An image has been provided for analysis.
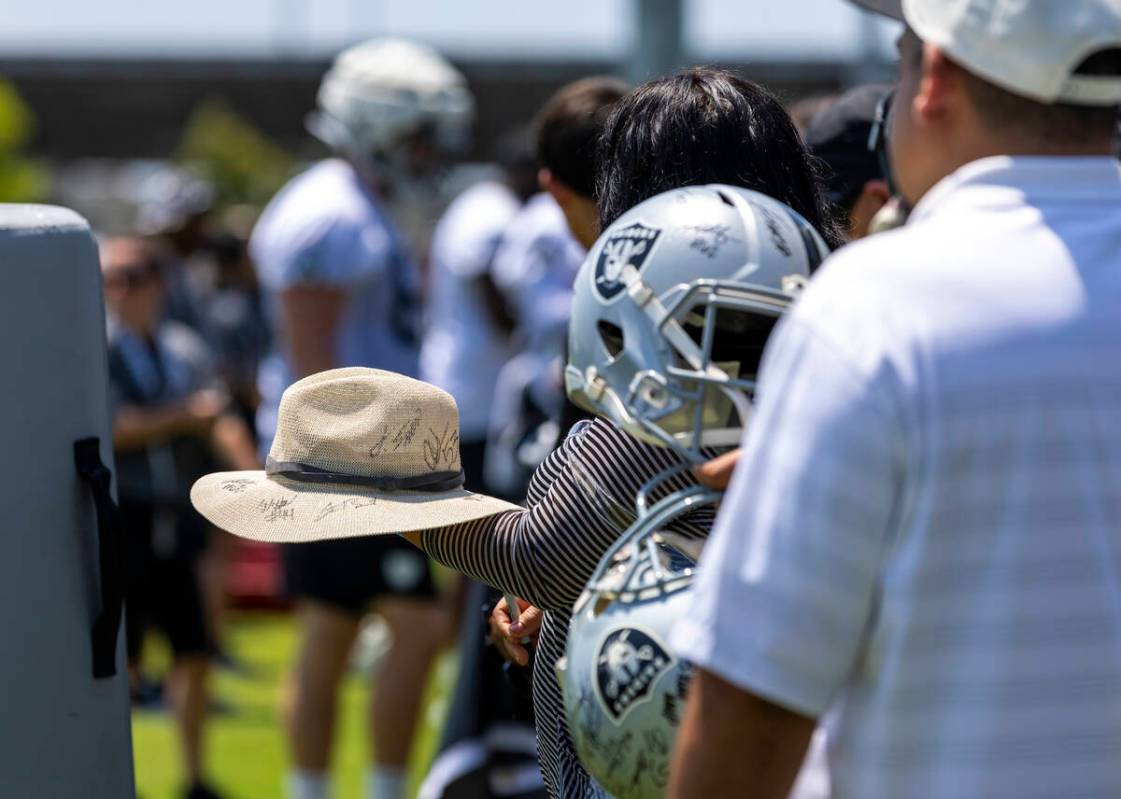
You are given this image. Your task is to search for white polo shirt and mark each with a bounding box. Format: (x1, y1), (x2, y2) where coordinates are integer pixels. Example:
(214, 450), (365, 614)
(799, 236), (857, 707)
(672, 156), (1121, 798)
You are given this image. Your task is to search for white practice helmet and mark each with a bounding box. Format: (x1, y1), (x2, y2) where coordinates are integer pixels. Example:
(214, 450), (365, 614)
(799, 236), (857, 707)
(307, 37), (475, 157)
(565, 184), (830, 463)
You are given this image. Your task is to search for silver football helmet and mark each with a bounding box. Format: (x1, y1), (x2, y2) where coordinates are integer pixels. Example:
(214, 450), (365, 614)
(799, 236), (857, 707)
(565, 184), (829, 463)
(307, 37), (475, 159)
(558, 467), (719, 799)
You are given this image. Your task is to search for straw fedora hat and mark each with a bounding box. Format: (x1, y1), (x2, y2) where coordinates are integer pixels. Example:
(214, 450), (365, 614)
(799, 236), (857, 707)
(191, 367), (520, 543)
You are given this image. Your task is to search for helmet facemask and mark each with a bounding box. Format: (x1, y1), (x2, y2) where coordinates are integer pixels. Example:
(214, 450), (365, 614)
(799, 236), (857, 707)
(567, 275), (802, 464)
(566, 184), (822, 464)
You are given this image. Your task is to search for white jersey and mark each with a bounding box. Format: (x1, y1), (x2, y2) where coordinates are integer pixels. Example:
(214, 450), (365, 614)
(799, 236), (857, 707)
(673, 156), (1121, 798)
(484, 193), (585, 494)
(420, 179), (521, 440)
(492, 192), (585, 359)
(250, 159), (420, 450)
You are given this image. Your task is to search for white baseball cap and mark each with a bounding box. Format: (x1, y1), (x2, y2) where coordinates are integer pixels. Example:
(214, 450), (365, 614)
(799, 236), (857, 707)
(849, 0), (1121, 106)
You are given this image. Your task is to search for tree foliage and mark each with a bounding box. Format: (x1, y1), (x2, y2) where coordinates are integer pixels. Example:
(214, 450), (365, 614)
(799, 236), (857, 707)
(176, 98), (295, 210)
(0, 79), (49, 203)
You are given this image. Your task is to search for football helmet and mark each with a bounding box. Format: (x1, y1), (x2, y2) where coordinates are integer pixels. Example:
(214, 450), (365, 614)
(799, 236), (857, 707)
(565, 184), (829, 463)
(307, 37), (474, 159)
(558, 466), (719, 799)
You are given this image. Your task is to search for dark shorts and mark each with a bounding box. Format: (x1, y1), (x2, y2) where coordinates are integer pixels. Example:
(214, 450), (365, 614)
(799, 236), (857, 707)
(121, 500), (212, 659)
(283, 534), (437, 617)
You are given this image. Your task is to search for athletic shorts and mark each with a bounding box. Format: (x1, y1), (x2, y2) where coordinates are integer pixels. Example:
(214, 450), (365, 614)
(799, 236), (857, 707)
(282, 534), (437, 617)
(120, 500), (212, 659)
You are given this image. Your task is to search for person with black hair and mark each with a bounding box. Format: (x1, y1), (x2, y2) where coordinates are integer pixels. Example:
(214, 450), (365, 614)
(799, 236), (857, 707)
(404, 67), (836, 799)
(596, 68), (844, 247)
(803, 83), (894, 240)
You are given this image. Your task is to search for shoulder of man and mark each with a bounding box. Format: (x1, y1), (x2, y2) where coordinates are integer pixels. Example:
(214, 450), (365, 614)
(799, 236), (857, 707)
(797, 220), (953, 320)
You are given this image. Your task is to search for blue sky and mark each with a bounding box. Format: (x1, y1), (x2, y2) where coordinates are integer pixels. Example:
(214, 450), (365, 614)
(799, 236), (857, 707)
(0, 0), (898, 61)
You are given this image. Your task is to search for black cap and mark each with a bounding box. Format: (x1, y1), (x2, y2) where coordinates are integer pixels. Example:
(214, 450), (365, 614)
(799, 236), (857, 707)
(804, 83), (891, 211)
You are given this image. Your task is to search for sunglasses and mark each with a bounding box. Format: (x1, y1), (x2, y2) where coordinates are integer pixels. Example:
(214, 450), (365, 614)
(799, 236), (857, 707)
(103, 265), (158, 291)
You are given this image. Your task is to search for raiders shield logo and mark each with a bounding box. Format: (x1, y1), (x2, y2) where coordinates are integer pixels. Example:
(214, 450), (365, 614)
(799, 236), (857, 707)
(595, 627), (674, 723)
(594, 221), (662, 301)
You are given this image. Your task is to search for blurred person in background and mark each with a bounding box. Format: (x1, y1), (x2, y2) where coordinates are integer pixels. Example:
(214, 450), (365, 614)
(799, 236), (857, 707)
(418, 128), (547, 798)
(484, 77), (627, 499)
(140, 170), (270, 670)
(136, 166), (216, 330)
(420, 129), (537, 494)
(103, 236), (259, 799)
(248, 37), (473, 799)
(804, 83), (893, 240)
(787, 92), (840, 134)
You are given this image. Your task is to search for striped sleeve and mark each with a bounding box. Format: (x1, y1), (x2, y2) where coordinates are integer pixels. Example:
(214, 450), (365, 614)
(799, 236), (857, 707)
(421, 419), (710, 612)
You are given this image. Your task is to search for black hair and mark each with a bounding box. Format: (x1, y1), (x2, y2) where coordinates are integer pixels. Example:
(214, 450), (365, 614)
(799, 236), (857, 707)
(533, 76), (629, 199)
(492, 126), (540, 202)
(596, 67), (844, 248)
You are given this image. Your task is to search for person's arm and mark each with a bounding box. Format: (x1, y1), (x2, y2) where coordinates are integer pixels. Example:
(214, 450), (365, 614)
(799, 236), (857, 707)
(476, 273), (517, 335)
(693, 448), (741, 490)
(279, 284), (346, 379)
(668, 668), (815, 799)
(407, 424), (640, 611)
(210, 413), (262, 471)
(112, 390), (224, 451)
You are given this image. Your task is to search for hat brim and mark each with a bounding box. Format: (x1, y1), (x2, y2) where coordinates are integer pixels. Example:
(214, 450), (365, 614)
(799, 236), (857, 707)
(848, 0), (903, 21)
(191, 470), (521, 543)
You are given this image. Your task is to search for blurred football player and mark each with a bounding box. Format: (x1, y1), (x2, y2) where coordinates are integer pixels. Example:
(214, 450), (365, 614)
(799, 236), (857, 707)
(249, 38), (473, 799)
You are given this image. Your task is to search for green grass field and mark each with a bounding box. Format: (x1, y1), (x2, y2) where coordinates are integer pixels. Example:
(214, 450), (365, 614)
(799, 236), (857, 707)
(132, 612), (455, 799)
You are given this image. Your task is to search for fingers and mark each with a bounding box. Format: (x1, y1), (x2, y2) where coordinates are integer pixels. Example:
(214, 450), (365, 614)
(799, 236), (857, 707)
(487, 596), (539, 666)
(510, 604), (543, 637)
(502, 637), (531, 666)
(693, 449), (741, 490)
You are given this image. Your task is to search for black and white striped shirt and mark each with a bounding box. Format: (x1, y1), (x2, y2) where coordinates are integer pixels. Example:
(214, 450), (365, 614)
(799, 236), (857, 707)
(421, 418), (715, 798)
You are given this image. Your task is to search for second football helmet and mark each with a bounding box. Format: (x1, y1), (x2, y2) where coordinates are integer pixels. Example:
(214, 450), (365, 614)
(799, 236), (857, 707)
(564, 184), (829, 463)
(558, 467), (718, 799)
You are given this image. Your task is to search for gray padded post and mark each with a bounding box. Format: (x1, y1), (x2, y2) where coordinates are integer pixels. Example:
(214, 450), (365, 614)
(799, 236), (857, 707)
(0, 205), (136, 798)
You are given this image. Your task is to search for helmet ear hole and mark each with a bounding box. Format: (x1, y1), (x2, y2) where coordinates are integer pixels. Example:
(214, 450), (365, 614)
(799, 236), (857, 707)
(597, 320), (625, 359)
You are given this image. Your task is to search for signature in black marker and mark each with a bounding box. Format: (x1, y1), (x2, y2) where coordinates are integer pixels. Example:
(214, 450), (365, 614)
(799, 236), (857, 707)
(368, 426), (391, 458)
(758, 206), (792, 256)
(422, 423), (460, 471)
(391, 410), (423, 451)
(258, 496), (296, 523)
(368, 410), (423, 458)
(220, 478), (255, 494)
(686, 223), (735, 259)
(314, 497), (377, 522)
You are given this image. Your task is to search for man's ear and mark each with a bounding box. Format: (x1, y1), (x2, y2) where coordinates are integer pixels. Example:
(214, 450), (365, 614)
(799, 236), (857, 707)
(539, 167), (573, 209)
(914, 43), (961, 124)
